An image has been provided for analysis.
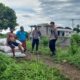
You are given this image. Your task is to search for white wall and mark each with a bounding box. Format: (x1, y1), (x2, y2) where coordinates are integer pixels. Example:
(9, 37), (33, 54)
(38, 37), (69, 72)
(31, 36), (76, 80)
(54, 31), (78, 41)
(39, 26), (73, 37)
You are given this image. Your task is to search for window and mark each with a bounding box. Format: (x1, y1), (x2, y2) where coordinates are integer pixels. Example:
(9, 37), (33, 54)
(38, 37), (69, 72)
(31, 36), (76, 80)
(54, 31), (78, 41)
(62, 31), (65, 36)
(58, 31), (60, 36)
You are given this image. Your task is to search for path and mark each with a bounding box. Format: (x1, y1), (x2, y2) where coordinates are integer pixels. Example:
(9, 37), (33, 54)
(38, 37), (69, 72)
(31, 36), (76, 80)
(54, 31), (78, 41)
(23, 53), (80, 80)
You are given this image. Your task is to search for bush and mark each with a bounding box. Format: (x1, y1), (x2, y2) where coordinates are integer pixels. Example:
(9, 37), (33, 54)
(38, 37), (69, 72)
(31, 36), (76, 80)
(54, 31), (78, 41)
(0, 34), (7, 38)
(0, 53), (15, 78)
(41, 36), (49, 46)
(55, 47), (80, 68)
(70, 34), (80, 54)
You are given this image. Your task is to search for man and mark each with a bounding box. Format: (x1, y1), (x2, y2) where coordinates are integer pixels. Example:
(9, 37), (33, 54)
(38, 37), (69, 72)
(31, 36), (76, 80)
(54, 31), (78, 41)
(16, 26), (28, 52)
(7, 28), (24, 57)
(32, 26), (41, 53)
(49, 22), (58, 56)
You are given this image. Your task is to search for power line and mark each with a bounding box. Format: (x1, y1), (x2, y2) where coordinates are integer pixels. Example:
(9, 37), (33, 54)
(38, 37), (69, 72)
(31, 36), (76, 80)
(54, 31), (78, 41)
(54, 18), (80, 28)
(69, 19), (80, 28)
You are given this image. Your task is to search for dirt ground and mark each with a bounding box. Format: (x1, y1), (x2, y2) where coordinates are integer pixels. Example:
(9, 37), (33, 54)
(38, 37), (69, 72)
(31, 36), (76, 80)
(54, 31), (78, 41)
(19, 52), (80, 80)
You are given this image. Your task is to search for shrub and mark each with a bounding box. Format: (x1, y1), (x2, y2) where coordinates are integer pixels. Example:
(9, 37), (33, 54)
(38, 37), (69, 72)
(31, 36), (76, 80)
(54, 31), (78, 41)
(41, 36), (49, 46)
(70, 34), (80, 54)
(0, 53), (15, 79)
(0, 34), (7, 38)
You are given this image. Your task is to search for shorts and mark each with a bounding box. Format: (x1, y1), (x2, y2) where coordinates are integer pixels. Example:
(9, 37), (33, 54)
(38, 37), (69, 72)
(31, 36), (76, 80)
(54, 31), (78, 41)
(20, 40), (26, 49)
(8, 41), (19, 48)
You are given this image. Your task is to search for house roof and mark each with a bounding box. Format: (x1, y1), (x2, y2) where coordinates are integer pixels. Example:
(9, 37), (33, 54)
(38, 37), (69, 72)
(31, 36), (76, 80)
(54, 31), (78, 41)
(65, 27), (72, 30)
(30, 24), (72, 30)
(57, 27), (64, 29)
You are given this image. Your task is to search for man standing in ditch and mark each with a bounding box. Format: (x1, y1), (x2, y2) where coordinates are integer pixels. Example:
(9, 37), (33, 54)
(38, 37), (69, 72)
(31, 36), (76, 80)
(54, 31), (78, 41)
(16, 26), (28, 52)
(49, 22), (58, 56)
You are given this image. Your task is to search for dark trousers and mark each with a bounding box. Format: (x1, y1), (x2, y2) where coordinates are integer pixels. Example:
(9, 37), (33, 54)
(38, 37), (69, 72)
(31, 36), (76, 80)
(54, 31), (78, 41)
(49, 39), (56, 55)
(32, 39), (39, 51)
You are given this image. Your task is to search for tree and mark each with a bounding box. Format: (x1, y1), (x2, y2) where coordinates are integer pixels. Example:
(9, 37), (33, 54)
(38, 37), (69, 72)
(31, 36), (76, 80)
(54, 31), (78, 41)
(73, 24), (80, 33)
(0, 3), (17, 29)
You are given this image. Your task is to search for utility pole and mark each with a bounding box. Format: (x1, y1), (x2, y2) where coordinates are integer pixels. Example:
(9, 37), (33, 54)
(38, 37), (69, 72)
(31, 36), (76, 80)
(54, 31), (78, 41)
(71, 19), (74, 28)
(69, 19), (80, 28)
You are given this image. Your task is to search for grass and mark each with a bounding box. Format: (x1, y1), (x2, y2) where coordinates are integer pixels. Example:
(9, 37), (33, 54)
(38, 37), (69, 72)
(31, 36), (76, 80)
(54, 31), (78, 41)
(56, 47), (80, 68)
(27, 40), (50, 55)
(0, 53), (69, 80)
(27, 40), (80, 69)
(0, 34), (7, 38)
(0, 35), (80, 79)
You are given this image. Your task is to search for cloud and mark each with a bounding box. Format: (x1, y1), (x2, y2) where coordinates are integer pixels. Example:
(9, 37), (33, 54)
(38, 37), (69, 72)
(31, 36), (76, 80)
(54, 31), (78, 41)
(0, 0), (80, 30)
(0, 0), (49, 31)
(39, 0), (80, 25)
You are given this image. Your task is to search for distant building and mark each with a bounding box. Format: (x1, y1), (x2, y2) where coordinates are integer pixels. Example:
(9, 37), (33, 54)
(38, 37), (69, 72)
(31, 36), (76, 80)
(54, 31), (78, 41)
(35, 23), (73, 37)
(57, 27), (73, 37)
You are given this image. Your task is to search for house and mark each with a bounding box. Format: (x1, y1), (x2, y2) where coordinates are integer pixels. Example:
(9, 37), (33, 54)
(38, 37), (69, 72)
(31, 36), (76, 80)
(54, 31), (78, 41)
(35, 23), (73, 37)
(31, 23), (73, 37)
(57, 27), (73, 37)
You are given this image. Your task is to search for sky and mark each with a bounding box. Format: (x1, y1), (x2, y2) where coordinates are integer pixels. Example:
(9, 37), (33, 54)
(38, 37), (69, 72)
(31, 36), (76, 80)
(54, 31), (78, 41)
(0, 0), (80, 32)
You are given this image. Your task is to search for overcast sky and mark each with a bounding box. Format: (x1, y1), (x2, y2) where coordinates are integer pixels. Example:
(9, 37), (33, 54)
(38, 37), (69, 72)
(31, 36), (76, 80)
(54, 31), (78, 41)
(0, 0), (80, 31)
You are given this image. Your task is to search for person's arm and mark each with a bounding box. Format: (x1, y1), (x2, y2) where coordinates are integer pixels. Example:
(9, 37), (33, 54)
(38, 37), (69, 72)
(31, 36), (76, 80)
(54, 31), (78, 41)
(27, 33), (29, 40)
(26, 32), (29, 40)
(26, 32), (28, 38)
(32, 30), (34, 38)
(6, 33), (9, 45)
(15, 34), (17, 40)
(54, 28), (58, 39)
(38, 31), (41, 38)
(16, 31), (19, 39)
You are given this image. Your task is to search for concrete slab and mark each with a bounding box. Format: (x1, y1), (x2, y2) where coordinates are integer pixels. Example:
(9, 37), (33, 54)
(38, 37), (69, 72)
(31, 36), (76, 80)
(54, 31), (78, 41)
(0, 46), (20, 53)
(0, 38), (26, 57)
(1, 52), (26, 57)
(7, 52), (26, 57)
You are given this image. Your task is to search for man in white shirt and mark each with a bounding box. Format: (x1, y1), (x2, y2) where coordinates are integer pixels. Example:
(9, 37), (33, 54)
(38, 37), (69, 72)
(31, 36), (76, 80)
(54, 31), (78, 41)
(32, 26), (41, 53)
(49, 22), (58, 56)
